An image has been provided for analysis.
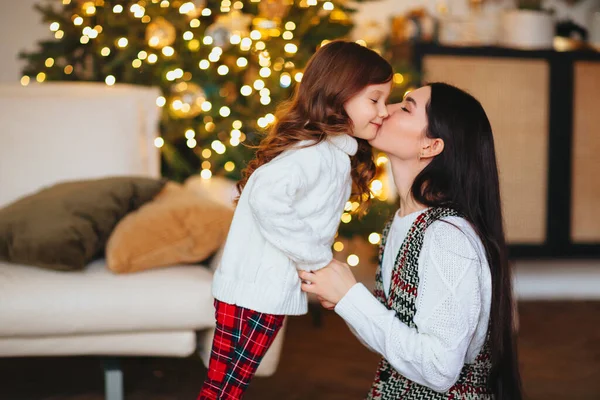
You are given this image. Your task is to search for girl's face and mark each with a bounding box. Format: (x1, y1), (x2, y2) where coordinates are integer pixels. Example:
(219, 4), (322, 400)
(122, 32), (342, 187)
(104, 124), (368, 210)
(344, 81), (392, 140)
(369, 85), (431, 161)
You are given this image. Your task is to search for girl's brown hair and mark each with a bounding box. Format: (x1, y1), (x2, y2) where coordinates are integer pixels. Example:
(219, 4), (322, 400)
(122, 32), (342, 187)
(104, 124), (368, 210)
(237, 40), (393, 213)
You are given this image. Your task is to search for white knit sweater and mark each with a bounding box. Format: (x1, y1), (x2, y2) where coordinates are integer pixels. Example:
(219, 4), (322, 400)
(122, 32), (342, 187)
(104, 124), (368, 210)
(335, 209), (492, 392)
(212, 134), (358, 316)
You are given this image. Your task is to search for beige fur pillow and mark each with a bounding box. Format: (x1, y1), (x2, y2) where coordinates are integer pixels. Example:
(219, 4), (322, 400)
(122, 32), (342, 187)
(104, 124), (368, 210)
(106, 182), (233, 273)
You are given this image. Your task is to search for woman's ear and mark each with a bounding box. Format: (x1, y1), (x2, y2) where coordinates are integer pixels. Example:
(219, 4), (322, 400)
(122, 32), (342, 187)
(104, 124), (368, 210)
(422, 138), (444, 158)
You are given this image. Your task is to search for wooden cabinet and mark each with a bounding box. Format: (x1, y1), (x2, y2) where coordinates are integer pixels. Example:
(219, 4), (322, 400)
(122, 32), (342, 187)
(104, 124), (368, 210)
(414, 46), (600, 258)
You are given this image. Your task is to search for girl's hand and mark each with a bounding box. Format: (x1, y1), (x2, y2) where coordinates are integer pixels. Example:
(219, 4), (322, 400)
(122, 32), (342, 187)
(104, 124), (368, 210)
(299, 259), (357, 305)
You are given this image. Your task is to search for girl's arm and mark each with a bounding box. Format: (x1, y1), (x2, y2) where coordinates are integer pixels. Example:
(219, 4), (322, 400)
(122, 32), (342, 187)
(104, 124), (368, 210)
(247, 157), (333, 271)
(334, 220), (487, 392)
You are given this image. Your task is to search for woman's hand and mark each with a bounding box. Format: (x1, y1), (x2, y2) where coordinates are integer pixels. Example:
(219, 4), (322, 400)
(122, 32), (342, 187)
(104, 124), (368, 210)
(299, 259), (357, 306)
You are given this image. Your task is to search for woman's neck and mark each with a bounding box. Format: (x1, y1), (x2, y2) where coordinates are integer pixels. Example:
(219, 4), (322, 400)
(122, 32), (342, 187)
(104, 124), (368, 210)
(389, 156), (428, 217)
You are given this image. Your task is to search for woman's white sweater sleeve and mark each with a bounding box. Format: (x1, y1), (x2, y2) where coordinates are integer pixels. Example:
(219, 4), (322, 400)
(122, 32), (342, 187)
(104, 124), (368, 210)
(246, 159), (332, 271)
(334, 221), (483, 392)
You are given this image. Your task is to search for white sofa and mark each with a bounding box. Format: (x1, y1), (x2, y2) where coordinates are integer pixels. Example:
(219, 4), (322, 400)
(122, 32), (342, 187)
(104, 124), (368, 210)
(0, 83), (285, 399)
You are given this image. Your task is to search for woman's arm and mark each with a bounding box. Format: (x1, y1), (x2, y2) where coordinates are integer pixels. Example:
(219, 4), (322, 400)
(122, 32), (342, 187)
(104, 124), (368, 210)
(303, 220), (486, 392)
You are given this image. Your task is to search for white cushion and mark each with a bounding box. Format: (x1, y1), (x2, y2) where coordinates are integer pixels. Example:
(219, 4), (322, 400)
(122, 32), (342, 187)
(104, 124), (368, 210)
(0, 82), (161, 208)
(0, 259), (215, 337)
(0, 331), (197, 357)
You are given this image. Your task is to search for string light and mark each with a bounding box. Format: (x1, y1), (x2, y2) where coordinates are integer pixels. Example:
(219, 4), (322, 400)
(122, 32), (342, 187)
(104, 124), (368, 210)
(117, 37), (128, 47)
(113, 5), (123, 13)
(20, 76), (30, 86)
(49, 22), (60, 32)
(368, 233), (381, 245)
(333, 241), (344, 252)
(105, 75), (116, 86)
(36, 72), (46, 83)
(154, 137), (165, 148)
(185, 129), (195, 139)
(224, 161), (235, 172)
(156, 96), (166, 107)
(201, 169), (212, 179)
(347, 254), (360, 267)
(341, 213), (352, 223)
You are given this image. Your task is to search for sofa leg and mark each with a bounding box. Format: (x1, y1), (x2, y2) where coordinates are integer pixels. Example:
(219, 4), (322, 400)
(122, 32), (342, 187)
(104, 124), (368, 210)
(103, 358), (124, 400)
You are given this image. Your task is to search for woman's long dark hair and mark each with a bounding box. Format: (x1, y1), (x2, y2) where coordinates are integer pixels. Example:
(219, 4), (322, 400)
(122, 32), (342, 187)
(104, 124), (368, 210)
(413, 82), (522, 399)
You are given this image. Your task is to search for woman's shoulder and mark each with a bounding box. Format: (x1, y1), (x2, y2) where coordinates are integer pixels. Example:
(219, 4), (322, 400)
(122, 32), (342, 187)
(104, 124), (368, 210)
(425, 215), (484, 261)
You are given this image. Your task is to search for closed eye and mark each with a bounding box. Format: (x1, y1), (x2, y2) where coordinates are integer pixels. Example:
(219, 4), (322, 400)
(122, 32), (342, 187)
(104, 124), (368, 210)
(370, 99), (378, 103)
(401, 106), (409, 112)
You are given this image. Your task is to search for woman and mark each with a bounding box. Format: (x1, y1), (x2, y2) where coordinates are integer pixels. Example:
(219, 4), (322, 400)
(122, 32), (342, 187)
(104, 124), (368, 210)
(299, 83), (522, 399)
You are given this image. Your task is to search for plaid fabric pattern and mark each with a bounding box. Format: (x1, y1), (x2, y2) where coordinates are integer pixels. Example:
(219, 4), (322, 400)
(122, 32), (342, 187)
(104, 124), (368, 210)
(368, 208), (494, 400)
(198, 300), (285, 400)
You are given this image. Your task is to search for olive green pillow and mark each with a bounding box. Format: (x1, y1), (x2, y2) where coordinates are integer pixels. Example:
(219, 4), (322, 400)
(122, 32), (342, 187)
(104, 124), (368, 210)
(0, 177), (166, 271)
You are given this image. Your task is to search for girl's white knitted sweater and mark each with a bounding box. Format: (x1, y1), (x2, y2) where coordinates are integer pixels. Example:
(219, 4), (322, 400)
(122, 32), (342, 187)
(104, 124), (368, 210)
(212, 134), (358, 316)
(335, 209), (492, 392)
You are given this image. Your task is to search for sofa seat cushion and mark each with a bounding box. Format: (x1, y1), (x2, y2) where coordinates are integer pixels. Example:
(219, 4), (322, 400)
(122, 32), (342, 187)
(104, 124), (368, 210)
(0, 259), (215, 337)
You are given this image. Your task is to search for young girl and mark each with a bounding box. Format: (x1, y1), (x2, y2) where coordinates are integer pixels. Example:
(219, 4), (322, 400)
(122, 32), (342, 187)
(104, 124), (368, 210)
(300, 83), (522, 399)
(197, 41), (393, 399)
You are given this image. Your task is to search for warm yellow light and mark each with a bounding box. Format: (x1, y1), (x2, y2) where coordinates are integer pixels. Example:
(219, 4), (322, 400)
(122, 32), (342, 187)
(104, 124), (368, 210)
(341, 213), (352, 223)
(138, 50), (147, 59)
(199, 59), (210, 69)
(284, 43), (298, 54)
(208, 52), (220, 62)
(211, 140), (226, 154)
(44, 58), (54, 68)
(333, 241), (344, 252)
(36, 72), (46, 83)
(187, 138), (197, 148)
(190, 19), (200, 28)
(259, 67), (271, 78)
(224, 161), (235, 172)
(132, 59), (142, 68)
(105, 75), (116, 86)
(260, 96), (271, 105)
(250, 30), (261, 40)
(282, 31), (293, 40)
(202, 149), (212, 158)
(257, 118), (268, 128)
(156, 96), (166, 107)
(355, 39), (367, 46)
(230, 34), (241, 45)
(113, 5), (123, 13)
(20, 76), (30, 86)
(64, 65), (74, 74)
(323, 1), (334, 10)
(347, 254), (359, 267)
(307, 0), (318, 5)
(368, 233), (381, 245)
(183, 31), (194, 40)
(236, 57), (248, 67)
(253, 79), (265, 90)
(255, 41), (266, 50)
(371, 180), (383, 191)
(280, 73), (292, 88)
(162, 46), (175, 56)
(179, 2), (195, 14)
(393, 73), (404, 85)
(201, 8), (211, 16)
(294, 72), (303, 82)
(148, 54), (158, 63)
(188, 39), (201, 51)
(201, 169), (212, 179)
(240, 37), (252, 51)
(154, 137), (165, 148)
(219, 106), (231, 117)
(80, 36), (90, 44)
(73, 16), (84, 26)
(160, 0), (170, 8)
(201, 101), (212, 111)
(203, 35), (214, 45)
(240, 85), (252, 96)
(376, 155), (388, 165)
(344, 201), (352, 211)
(217, 65), (229, 75)
(285, 21), (296, 30)
(202, 161), (211, 169)
(55, 30), (65, 39)
(185, 129), (195, 139)
(117, 37), (128, 47)
(50, 22), (60, 32)
(232, 120), (242, 129)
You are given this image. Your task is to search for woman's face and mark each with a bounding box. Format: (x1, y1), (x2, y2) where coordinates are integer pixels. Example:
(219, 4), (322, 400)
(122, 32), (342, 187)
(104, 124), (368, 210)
(369, 85), (431, 161)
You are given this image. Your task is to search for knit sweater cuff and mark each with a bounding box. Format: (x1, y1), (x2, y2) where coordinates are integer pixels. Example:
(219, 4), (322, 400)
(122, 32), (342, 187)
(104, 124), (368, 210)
(335, 283), (384, 326)
(295, 252), (333, 272)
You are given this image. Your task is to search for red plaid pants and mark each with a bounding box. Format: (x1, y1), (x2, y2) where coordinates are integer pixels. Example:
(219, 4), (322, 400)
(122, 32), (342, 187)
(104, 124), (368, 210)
(197, 300), (285, 400)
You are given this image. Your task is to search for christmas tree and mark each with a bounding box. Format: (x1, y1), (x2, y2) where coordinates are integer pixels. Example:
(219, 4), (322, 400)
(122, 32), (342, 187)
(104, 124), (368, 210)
(20, 0), (417, 253)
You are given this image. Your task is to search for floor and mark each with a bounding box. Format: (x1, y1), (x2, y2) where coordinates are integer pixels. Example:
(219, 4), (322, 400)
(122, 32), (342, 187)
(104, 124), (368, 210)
(0, 301), (599, 400)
